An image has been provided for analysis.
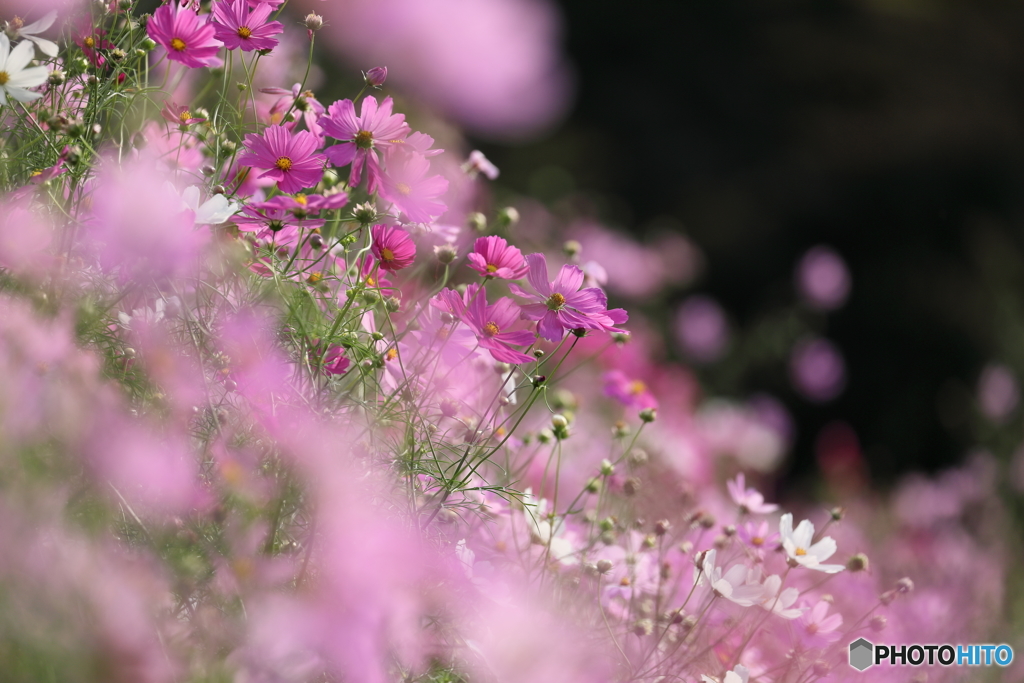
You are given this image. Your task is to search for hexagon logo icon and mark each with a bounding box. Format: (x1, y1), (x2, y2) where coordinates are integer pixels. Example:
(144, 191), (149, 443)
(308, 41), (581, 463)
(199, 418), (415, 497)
(849, 638), (874, 671)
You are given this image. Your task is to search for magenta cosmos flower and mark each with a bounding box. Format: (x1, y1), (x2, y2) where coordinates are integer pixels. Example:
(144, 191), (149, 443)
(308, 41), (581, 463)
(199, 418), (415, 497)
(237, 125), (326, 194)
(318, 96), (410, 191)
(378, 150), (449, 224)
(211, 0), (283, 52)
(371, 224), (416, 272)
(467, 235), (528, 279)
(510, 253), (628, 342)
(460, 285), (536, 365)
(147, 3), (223, 69)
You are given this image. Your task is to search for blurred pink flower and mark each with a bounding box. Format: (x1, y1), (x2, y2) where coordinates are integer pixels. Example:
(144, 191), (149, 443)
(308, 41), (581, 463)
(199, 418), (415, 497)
(977, 363), (1019, 423)
(675, 295), (729, 363)
(85, 156), (206, 277)
(789, 337), (846, 402)
(796, 245), (851, 310)
(304, 0), (574, 139)
(603, 370), (658, 411)
(726, 472), (778, 514)
(378, 150), (449, 224)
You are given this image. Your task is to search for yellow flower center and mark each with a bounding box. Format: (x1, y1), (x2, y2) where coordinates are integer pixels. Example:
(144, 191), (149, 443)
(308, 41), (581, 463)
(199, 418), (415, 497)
(385, 348), (398, 361)
(629, 380), (646, 395)
(395, 182), (411, 196)
(546, 292), (566, 310)
(237, 26), (252, 38)
(179, 110), (193, 123)
(365, 275), (376, 287)
(355, 129), (373, 149)
(795, 547), (807, 556)
(294, 193), (308, 205)
(380, 248), (395, 262)
(0, 72), (8, 86)
(275, 156), (292, 171)
(805, 623), (819, 635)
(483, 322), (500, 337)
(306, 272), (323, 284)
(84, 36), (96, 48)
(752, 536), (764, 546)
(170, 37), (186, 52)
(620, 576), (631, 587)
(485, 263), (498, 273)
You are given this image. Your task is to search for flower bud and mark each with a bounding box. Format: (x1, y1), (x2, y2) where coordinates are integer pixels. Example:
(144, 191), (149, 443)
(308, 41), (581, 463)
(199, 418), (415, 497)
(870, 615), (887, 632)
(434, 243), (457, 264)
(304, 12), (323, 31)
(536, 429), (553, 444)
(599, 517), (616, 532)
(612, 331), (631, 344)
(654, 519), (671, 536)
(612, 421), (630, 439)
(639, 407), (657, 423)
(896, 577), (914, 594)
(309, 234), (324, 250)
(212, 185), (226, 195)
(141, 37), (157, 51)
(467, 211), (487, 233)
(628, 448), (648, 467)
(353, 202), (377, 225)
(600, 459), (615, 476)
(365, 66), (387, 87)
(722, 525), (736, 537)
(563, 239), (582, 258)
(880, 589), (897, 605)
(633, 619), (654, 637)
(713, 534), (729, 549)
(111, 48), (126, 61)
(846, 553), (869, 573)
(830, 506), (845, 521)
(47, 70), (66, 86)
(360, 290), (380, 306)
(596, 559), (613, 574)
(585, 478), (601, 494)
(531, 374), (546, 388)
(532, 349), (545, 359)
(623, 477), (641, 496)
(699, 513), (715, 530)
(495, 206), (519, 228)
(384, 296), (401, 312)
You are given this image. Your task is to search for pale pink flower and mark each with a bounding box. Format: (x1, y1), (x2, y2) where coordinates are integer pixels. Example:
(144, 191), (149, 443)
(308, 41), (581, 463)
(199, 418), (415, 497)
(727, 473), (778, 514)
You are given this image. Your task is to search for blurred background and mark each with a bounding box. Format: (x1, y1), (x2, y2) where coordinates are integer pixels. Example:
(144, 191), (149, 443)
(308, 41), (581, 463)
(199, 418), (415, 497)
(466, 0), (1024, 497)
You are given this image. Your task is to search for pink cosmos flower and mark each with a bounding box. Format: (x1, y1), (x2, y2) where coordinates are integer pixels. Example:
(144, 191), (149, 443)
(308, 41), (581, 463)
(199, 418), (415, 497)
(460, 284), (536, 365)
(147, 2), (223, 69)
(261, 83), (325, 141)
(211, 0), (283, 52)
(318, 95), (410, 191)
(259, 191), (349, 218)
(726, 472), (778, 515)
(736, 520), (779, 558)
(237, 125), (326, 194)
(161, 101), (206, 127)
(510, 252), (628, 342)
(378, 150), (449, 224)
(371, 224), (416, 272)
(797, 600), (844, 646)
(320, 344), (350, 375)
(73, 20), (114, 67)
(467, 235), (528, 279)
(463, 150), (499, 179)
(603, 370), (658, 411)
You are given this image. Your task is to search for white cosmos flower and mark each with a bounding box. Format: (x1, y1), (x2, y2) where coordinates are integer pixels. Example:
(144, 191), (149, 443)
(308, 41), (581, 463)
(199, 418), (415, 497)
(0, 34), (48, 105)
(699, 549), (765, 607)
(779, 512), (845, 573)
(180, 185), (240, 225)
(701, 664), (750, 683)
(759, 573), (804, 619)
(7, 12), (59, 58)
